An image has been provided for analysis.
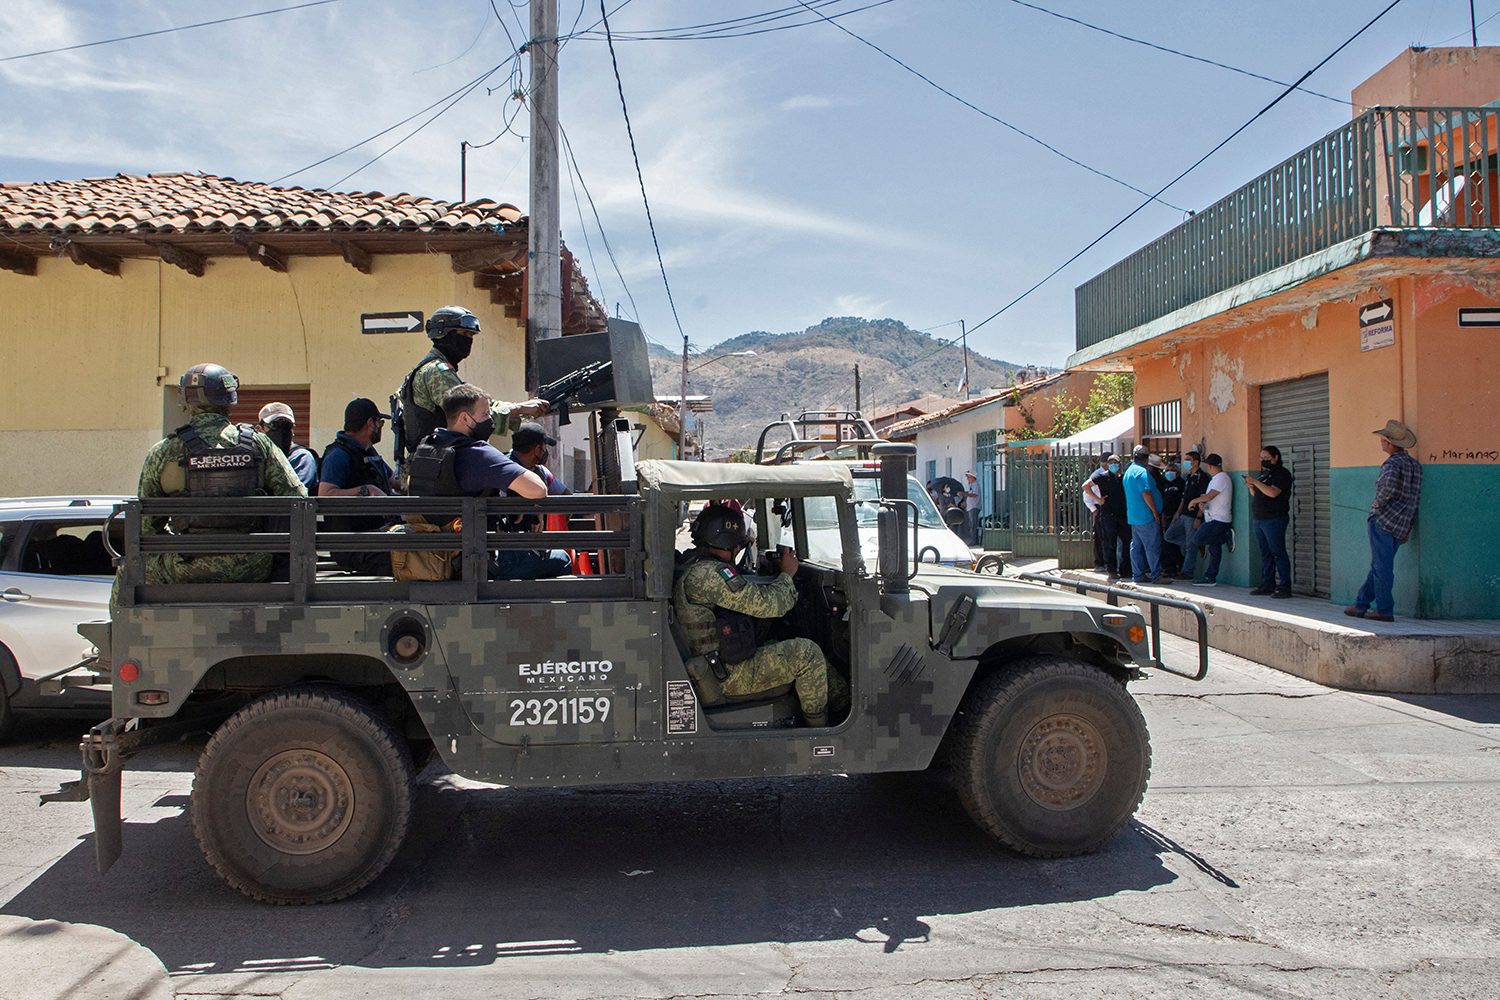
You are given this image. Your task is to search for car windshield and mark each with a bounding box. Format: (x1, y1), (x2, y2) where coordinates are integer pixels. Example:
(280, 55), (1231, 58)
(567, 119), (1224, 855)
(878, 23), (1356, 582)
(801, 476), (946, 535)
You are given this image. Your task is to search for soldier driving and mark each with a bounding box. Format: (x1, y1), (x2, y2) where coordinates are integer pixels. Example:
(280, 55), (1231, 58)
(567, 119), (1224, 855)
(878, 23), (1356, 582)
(673, 504), (849, 728)
(395, 305), (551, 466)
(137, 363), (307, 586)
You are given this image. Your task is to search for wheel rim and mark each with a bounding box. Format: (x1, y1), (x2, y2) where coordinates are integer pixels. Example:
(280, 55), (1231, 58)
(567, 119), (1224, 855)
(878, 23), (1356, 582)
(247, 749), (355, 855)
(1016, 713), (1107, 811)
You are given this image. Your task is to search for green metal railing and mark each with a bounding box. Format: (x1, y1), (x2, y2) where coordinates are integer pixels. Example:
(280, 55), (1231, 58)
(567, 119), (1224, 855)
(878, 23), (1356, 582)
(1076, 106), (1500, 350)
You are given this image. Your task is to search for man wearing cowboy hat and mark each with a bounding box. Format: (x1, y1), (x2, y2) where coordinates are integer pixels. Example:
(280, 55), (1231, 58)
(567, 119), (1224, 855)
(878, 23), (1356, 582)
(1346, 419), (1423, 622)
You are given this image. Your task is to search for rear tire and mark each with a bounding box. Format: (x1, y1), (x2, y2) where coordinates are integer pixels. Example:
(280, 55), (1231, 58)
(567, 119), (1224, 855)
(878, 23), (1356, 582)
(0, 647), (19, 743)
(951, 656), (1149, 857)
(191, 687), (414, 904)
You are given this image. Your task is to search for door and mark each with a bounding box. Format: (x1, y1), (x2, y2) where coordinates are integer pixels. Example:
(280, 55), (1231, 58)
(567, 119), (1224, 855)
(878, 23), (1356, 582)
(1259, 374), (1331, 597)
(0, 518), (115, 680)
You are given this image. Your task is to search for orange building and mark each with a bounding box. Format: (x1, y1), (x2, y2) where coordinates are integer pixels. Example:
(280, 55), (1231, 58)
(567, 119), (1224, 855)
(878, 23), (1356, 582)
(1069, 49), (1500, 619)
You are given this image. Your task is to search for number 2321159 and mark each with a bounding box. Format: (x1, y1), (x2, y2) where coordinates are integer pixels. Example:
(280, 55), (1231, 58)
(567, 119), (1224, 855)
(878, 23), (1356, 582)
(508, 696), (612, 727)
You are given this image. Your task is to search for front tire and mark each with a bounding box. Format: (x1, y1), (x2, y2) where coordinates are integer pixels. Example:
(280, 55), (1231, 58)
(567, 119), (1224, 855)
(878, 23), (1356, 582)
(191, 687), (415, 904)
(951, 656), (1149, 857)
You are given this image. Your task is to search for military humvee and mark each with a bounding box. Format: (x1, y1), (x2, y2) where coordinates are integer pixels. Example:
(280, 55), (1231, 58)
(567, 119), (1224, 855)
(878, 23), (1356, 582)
(45, 443), (1205, 904)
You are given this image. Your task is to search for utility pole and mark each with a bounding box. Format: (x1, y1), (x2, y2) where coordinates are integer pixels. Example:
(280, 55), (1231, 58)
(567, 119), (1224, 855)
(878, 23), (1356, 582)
(959, 319), (971, 400)
(1472, 0), (1479, 47)
(679, 336), (689, 460)
(527, 0), (561, 392)
(460, 141), (468, 203)
(854, 364), (862, 415)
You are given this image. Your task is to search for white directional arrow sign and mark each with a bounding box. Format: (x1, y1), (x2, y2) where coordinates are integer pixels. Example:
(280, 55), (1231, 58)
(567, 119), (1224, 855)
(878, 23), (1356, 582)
(1359, 298), (1395, 353)
(361, 311), (424, 334)
(1359, 301), (1393, 325)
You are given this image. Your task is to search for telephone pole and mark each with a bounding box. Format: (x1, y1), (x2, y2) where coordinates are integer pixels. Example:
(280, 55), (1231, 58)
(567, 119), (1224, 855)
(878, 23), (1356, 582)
(679, 336), (689, 460)
(527, 0), (561, 391)
(854, 364), (862, 414)
(960, 319), (970, 401)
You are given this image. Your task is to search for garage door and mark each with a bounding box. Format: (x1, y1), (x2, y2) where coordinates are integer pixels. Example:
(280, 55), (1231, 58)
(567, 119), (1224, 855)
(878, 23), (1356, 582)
(1260, 374), (1330, 597)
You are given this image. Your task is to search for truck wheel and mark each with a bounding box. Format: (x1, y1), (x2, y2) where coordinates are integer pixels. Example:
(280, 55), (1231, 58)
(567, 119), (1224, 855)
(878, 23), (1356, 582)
(0, 684), (13, 743)
(191, 687), (415, 904)
(951, 656), (1149, 857)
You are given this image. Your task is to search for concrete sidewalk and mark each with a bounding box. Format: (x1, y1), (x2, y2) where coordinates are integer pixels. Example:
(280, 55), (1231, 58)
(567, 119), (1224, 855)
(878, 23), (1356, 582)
(1005, 556), (1500, 694)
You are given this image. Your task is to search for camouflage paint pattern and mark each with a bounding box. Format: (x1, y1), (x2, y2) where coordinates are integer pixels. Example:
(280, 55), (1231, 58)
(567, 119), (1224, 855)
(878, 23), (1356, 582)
(673, 558), (798, 657)
(408, 348), (528, 451)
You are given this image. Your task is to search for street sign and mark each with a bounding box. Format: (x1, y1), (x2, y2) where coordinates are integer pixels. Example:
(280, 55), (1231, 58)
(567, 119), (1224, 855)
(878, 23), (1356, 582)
(1359, 299), (1394, 352)
(360, 311), (424, 334)
(1458, 307), (1500, 327)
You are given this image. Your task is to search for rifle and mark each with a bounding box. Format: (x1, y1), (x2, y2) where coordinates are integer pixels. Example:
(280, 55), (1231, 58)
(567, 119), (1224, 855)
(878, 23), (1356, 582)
(389, 390), (408, 469)
(537, 360), (612, 425)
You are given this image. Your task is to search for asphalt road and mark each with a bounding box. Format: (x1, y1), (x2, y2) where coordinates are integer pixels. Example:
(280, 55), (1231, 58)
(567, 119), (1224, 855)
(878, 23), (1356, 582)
(2, 635), (1497, 1000)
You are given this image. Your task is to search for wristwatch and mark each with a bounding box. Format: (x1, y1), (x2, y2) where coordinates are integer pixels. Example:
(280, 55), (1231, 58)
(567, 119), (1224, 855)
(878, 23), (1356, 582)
(358, 485), (371, 497)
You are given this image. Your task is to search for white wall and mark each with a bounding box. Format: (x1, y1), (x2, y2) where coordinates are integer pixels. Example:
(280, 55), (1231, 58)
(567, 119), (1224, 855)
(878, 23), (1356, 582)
(912, 406), (1002, 488)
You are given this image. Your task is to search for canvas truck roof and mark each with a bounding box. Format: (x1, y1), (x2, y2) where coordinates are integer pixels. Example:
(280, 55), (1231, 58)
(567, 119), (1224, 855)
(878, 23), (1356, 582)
(636, 459), (854, 502)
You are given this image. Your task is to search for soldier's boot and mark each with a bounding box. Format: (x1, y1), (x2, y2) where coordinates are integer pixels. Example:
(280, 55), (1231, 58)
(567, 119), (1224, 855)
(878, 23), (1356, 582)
(803, 711), (828, 728)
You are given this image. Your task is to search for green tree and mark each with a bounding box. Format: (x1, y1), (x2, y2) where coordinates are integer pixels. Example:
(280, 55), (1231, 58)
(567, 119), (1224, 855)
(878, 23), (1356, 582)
(1047, 373), (1135, 439)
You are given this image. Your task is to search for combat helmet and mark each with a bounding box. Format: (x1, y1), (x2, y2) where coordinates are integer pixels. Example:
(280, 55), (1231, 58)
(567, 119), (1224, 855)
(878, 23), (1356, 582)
(178, 363), (240, 408)
(691, 504), (750, 551)
(426, 305), (481, 339)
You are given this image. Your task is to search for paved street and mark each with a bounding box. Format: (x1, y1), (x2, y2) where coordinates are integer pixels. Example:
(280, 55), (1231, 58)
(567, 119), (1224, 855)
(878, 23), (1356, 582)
(2, 637), (1497, 1000)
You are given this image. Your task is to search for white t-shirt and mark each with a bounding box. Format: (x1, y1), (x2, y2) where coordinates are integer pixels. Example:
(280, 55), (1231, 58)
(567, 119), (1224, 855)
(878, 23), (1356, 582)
(964, 483), (980, 511)
(1203, 471), (1233, 522)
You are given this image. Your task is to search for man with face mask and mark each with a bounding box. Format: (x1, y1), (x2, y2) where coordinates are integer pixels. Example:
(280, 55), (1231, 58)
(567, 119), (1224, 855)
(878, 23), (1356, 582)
(257, 402), (318, 491)
(395, 306), (551, 469)
(1085, 453), (1128, 580)
(1166, 450), (1209, 579)
(319, 398), (399, 575)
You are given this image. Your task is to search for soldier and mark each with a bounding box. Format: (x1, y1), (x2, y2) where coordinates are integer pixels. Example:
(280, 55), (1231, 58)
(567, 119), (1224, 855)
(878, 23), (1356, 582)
(138, 364), (307, 586)
(395, 305), (551, 466)
(673, 504), (849, 727)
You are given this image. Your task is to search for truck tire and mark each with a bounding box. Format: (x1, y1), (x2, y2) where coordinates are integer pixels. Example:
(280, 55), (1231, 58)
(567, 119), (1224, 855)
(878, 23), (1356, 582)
(951, 656), (1149, 857)
(191, 687), (415, 904)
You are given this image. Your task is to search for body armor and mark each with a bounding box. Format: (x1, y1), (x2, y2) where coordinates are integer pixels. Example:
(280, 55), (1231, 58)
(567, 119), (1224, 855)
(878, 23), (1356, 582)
(407, 430), (487, 497)
(678, 552), (760, 665)
(167, 424), (266, 532)
(398, 358), (446, 455)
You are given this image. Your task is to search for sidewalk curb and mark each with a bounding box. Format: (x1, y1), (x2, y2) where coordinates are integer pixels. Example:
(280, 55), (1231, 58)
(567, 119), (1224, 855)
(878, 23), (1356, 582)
(0, 916), (171, 1000)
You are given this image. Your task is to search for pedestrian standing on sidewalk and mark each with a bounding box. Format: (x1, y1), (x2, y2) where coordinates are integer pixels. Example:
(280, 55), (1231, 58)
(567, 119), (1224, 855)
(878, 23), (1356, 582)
(1346, 420), (1423, 622)
(1166, 450), (1208, 579)
(1185, 454), (1233, 586)
(1246, 445), (1294, 598)
(1086, 454), (1128, 580)
(1084, 454), (1107, 571)
(1159, 459), (1184, 574)
(1123, 445), (1164, 584)
(962, 471), (981, 545)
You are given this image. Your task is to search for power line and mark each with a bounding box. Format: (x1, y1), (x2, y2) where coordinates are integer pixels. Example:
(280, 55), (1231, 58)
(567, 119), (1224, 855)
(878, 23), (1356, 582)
(559, 123), (646, 331)
(0, 0), (346, 63)
(599, 0), (687, 340)
(789, 1), (1187, 212)
(568, 0), (897, 42)
(964, 0), (1408, 340)
(1002, 0), (1347, 106)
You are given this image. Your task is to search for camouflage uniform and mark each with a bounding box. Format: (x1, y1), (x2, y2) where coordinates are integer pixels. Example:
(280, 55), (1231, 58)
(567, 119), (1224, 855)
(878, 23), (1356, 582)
(408, 348), (529, 452)
(137, 411), (308, 585)
(673, 555), (849, 717)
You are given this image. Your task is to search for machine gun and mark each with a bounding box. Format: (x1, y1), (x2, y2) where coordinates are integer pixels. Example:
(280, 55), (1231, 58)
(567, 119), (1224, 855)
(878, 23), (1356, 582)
(389, 390), (408, 470)
(537, 359), (612, 425)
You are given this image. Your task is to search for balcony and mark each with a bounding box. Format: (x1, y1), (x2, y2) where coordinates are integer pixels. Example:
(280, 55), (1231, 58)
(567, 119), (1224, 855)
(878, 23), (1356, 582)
(1075, 106), (1500, 351)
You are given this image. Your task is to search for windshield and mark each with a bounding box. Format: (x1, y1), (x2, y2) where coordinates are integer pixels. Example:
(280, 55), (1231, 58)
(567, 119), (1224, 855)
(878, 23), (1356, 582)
(854, 476), (945, 528)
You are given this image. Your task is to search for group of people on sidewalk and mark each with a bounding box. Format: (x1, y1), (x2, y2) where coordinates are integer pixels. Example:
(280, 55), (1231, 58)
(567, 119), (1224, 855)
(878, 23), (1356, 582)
(1081, 419), (1422, 621)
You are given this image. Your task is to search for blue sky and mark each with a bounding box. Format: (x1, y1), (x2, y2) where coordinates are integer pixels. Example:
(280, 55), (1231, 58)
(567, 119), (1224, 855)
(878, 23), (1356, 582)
(2, 1), (1494, 366)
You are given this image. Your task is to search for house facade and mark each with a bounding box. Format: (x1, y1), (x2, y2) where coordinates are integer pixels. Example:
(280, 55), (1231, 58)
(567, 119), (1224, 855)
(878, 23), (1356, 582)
(0, 172), (605, 496)
(1068, 49), (1500, 618)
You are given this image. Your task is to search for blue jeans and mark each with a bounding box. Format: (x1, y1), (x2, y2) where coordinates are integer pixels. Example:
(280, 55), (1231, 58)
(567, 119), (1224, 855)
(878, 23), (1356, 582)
(1129, 520), (1163, 582)
(1354, 520), (1402, 616)
(1182, 519), (1232, 582)
(1252, 515), (1292, 592)
(493, 548), (572, 580)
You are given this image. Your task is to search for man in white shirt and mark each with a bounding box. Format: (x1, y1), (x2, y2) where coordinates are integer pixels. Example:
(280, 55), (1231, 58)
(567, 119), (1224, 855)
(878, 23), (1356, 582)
(1183, 453), (1234, 586)
(962, 471), (981, 544)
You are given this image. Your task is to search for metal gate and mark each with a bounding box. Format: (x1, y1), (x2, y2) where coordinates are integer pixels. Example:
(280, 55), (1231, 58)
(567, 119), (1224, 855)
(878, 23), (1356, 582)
(1006, 446), (1103, 566)
(1260, 374), (1330, 597)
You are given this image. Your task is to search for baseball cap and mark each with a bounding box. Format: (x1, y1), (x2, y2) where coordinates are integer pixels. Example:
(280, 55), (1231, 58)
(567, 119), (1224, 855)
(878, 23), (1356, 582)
(512, 421), (557, 451)
(1132, 444), (1149, 460)
(344, 398), (391, 429)
(258, 402), (295, 424)
(1204, 453), (1223, 467)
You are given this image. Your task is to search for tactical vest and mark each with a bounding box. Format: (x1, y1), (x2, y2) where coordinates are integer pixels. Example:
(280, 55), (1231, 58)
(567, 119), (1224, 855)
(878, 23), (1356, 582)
(323, 436), (388, 490)
(168, 423), (266, 532)
(398, 357), (449, 455)
(678, 552), (759, 665)
(407, 430), (488, 497)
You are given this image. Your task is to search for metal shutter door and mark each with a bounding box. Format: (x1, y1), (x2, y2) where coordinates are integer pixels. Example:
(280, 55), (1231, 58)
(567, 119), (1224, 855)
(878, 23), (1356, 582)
(229, 387), (313, 448)
(1259, 374), (1330, 597)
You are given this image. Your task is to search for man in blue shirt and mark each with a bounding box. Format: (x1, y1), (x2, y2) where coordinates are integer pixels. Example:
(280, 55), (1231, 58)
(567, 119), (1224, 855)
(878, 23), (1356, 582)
(319, 398), (399, 575)
(1122, 445), (1164, 584)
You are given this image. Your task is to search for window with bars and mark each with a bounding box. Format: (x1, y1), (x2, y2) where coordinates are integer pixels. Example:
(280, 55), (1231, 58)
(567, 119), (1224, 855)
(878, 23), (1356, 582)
(1139, 400), (1181, 438)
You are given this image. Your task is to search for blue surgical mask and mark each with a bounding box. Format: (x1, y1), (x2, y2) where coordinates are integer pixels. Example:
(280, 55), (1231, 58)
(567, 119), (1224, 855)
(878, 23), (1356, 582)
(1165, 471), (1177, 481)
(1108, 463), (1119, 474)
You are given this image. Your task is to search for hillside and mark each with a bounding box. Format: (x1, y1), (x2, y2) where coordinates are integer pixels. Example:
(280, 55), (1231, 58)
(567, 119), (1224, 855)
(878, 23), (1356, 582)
(647, 317), (1030, 455)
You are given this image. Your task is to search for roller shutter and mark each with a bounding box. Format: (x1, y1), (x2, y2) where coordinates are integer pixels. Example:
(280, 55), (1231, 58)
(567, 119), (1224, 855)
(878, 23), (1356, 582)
(1259, 374), (1330, 597)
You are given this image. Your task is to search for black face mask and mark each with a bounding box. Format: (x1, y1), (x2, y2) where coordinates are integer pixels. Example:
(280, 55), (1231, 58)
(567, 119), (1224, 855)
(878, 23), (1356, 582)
(1262, 459), (1274, 470)
(435, 332), (473, 364)
(469, 417), (495, 441)
(371, 423), (383, 446)
(266, 422), (294, 455)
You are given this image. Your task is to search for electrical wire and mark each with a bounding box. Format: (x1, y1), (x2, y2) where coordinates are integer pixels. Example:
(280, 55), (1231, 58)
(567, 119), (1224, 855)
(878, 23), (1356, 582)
(964, 0), (1408, 340)
(789, 1), (1187, 212)
(0, 0), (346, 63)
(560, 124), (645, 329)
(1002, 0), (1347, 106)
(568, 0), (897, 42)
(599, 0), (688, 341)
(1434, 5), (1500, 43)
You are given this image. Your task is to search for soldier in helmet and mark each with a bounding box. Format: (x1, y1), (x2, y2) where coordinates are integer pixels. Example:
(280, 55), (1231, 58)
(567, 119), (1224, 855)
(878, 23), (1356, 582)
(673, 504), (849, 728)
(135, 364), (307, 586)
(395, 305), (551, 468)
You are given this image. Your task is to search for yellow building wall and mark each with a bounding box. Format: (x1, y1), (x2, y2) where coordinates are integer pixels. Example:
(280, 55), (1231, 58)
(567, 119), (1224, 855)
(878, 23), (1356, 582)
(0, 253), (526, 497)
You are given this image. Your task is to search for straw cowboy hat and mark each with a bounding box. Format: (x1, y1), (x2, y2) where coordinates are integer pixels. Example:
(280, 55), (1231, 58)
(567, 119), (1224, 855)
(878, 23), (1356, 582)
(1373, 419), (1417, 450)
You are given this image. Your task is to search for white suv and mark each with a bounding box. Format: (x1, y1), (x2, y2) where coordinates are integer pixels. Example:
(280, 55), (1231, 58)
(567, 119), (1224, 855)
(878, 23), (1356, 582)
(0, 497), (127, 738)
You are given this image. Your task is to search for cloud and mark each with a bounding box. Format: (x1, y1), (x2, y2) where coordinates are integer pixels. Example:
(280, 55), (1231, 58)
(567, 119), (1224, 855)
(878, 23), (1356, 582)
(833, 294), (891, 316)
(780, 95), (832, 111)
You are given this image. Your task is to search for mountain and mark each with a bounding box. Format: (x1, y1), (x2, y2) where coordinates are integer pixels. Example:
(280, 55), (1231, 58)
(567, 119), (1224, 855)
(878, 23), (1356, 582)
(646, 317), (1031, 455)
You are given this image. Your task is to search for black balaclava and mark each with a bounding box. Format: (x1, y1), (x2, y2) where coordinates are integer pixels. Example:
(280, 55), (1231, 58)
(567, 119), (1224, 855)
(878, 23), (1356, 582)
(434, 332), (473, 365)
(266, 421), (294, 455)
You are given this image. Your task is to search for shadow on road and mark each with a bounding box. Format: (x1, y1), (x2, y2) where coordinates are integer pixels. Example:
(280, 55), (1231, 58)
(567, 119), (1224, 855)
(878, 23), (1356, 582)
(1372, 693), (1500, 725)
(3, 767), (1180, 974)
